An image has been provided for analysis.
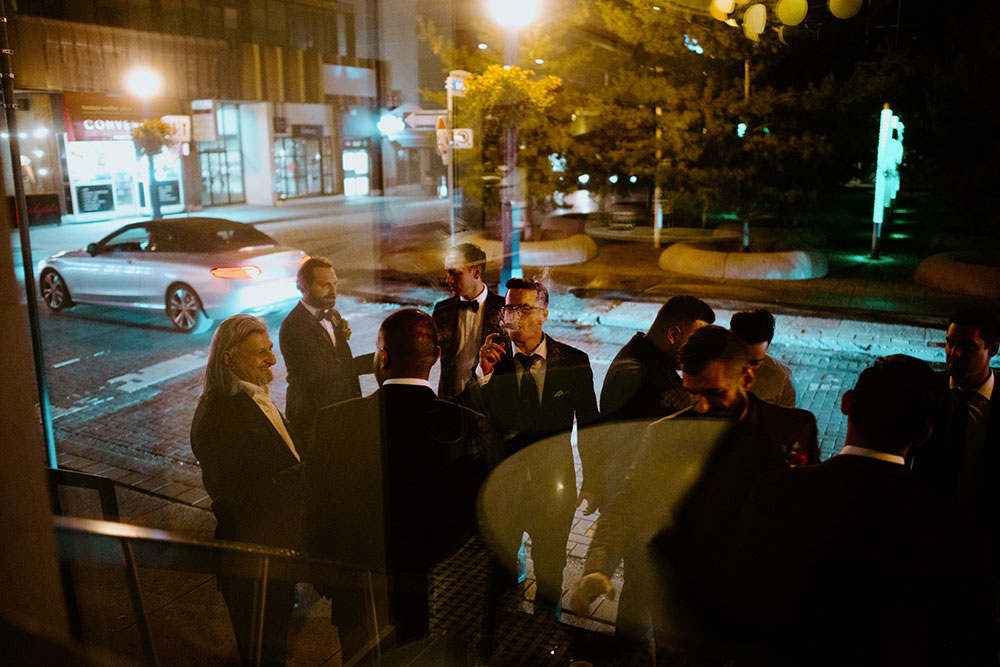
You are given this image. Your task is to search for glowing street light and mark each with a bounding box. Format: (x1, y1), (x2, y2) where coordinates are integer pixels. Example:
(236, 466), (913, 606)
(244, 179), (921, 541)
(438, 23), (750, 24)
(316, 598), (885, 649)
(488, 0), (540, 287)
(124, 67), (163, 99)
(125, 67), (166, 220)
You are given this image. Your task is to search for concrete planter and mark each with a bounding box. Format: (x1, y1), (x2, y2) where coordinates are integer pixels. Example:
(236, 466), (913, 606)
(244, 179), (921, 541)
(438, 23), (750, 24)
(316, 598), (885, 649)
(463, 233), (599, 266)
(914, 252), (1000, 299)
(658, 241), (828, 280)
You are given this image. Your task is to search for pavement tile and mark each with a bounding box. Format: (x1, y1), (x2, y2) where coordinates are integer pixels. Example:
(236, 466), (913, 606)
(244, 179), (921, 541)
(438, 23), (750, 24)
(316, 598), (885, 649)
(134, 476), (171, 493)
(77, 461), (114, 475)
(174, 487), (210, 505)
(100, 466), (134, 481)
(157, 482), (194, 500)
(117, 471), (152, 486)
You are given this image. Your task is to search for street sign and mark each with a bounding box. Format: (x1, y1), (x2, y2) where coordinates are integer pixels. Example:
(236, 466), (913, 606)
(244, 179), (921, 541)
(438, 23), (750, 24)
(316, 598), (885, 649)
(452, 128), (474, 149)
(446, 77), (467, 97)
(436, 116), (450, 165)
(403, 109), (446, 129)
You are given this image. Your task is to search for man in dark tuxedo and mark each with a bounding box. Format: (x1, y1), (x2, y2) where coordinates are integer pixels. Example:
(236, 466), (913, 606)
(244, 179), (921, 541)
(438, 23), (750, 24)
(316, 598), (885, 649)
(279, 256), (361, 453)
(570, 326), (818, 648)
(473, 278), (600, 613)
(432, 243), (505, 398)
(305, 309), (492, 659)
(191, 314), (304, 666)
(601, 295), (715, 424)
(731, 355), (994, 666)
(911, 308), (999, 513)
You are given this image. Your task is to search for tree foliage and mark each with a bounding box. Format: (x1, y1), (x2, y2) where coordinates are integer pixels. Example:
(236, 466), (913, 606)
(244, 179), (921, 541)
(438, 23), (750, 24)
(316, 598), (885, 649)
(131, 119), (173, 158)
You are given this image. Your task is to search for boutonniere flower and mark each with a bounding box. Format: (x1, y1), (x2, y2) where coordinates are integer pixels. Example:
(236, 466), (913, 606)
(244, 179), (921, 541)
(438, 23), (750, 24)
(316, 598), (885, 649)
(341, 318), (351, 341)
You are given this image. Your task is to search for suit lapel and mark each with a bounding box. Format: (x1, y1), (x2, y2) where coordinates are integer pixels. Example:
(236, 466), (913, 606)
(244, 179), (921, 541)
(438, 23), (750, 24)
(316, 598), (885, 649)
(234, 391), (297, 463)
(540, 337), (562, 406)
(298, 303), (337, 356)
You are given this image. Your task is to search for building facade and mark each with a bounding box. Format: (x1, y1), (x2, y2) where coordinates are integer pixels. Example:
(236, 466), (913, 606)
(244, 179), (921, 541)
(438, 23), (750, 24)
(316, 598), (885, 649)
(4, 0), (391, 224)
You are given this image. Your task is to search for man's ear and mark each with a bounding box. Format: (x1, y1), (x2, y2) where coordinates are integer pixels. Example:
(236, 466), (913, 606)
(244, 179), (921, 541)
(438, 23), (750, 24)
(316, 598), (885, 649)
(841, 389), (854, 417)
(433, 346), (442, 365)
(740, 366), (754, 391)
(988, 340), (999, 359)
(472, 266), (483, 281)
(666, 325), (682, 346)
(222, 350), (233, 369)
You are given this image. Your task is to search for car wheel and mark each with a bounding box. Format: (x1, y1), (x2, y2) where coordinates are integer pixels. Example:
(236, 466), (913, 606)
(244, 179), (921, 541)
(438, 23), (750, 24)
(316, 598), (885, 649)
(165, 284), (207, 333)
(40, 270), (72, 311)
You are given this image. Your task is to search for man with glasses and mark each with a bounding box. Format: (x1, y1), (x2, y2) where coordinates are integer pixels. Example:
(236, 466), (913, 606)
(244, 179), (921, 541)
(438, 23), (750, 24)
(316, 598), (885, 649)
(730, 308), (796, 407)
(474, 278), (600, 619)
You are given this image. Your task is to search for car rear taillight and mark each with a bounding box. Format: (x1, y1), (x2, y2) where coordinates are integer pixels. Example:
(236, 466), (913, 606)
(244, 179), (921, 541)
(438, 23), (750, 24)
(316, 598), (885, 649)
(212, 265), (262, 279)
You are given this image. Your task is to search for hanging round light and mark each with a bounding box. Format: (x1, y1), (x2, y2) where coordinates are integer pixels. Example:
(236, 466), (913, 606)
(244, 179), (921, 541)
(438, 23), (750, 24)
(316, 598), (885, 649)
(828, 0), (863, 19)
(775, 0), (808, 26)
(743, 4), (767, 35)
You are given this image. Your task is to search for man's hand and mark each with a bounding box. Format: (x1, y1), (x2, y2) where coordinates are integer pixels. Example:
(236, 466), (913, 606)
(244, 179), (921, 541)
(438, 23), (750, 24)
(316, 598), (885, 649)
(567, 573), (614, 616)
(576, 490), (600, 516)
(479, 333), (506, 377)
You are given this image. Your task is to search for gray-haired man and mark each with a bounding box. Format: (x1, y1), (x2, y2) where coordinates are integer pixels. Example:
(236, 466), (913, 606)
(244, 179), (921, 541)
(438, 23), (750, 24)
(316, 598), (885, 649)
(191, 314), (304, 666)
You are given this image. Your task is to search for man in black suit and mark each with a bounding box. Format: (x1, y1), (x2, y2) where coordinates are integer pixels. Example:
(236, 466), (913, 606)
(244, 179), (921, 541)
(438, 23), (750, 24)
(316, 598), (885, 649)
(600, 295), (715, 424)
(473, 278), (600, 614)
(911, 308), (999, 512)
(279, 256), (361, 452)
(731, 355), (994, 666)
(570, 326), (818, 648)
(432, 243), (505, 399)
(305, 309), (492, 659)
(191, 314), (304, 666)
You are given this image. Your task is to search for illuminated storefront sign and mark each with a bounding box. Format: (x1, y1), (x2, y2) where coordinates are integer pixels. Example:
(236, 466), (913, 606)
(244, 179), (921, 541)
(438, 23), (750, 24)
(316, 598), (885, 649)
(62, 93), (186, 221)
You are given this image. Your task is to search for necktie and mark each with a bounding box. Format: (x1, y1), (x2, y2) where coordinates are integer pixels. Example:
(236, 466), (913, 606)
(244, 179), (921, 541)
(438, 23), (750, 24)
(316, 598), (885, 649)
(953, 390), (983, 502)
(516, 353), (540, 416)
(458, 300), (480, 312)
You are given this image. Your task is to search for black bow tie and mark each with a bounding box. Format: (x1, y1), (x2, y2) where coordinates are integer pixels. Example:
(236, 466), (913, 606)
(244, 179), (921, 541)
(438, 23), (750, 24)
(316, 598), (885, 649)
(458, 300), (480, 313)
(318, 308), (334, 321)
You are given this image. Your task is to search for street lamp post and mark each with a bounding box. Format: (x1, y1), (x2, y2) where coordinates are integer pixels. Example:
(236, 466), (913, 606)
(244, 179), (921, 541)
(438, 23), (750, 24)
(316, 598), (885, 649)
(125, 67), (164, 219)
(489, 0), (538, 289)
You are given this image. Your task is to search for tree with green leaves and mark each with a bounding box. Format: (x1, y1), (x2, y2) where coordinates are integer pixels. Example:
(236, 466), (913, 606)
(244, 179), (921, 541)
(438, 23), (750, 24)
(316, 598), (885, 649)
(131, 119), (173, 220)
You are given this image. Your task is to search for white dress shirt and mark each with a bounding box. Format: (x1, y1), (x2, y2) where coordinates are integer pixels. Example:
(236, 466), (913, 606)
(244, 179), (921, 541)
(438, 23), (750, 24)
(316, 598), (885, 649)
(512, 336), (548, 403)
(454, 285), (488, 393)
(383, 378), (434, 391)
(839, 445), (905, 466)
(239, 380), (301, 462)
(300, 299), (337, 347)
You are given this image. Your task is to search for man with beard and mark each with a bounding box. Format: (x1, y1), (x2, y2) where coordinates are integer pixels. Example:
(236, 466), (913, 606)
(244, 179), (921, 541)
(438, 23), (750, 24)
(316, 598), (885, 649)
(570, 326), (818, 651)
(432, 243), (505, 399)
(279, 257), (362, 452)
(305, 309), (492, 662)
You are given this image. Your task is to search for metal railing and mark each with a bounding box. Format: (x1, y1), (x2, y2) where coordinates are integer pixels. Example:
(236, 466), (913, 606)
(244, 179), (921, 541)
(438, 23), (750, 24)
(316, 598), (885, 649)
(48, 468), (387, 667)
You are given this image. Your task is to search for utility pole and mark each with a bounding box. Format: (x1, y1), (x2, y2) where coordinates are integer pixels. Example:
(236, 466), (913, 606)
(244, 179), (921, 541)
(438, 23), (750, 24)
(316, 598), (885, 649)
(0, 0), (57, 467)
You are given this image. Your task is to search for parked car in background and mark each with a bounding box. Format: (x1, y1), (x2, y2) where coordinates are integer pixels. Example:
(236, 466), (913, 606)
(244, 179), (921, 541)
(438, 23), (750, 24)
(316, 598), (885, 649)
(37, 218), (307, 332)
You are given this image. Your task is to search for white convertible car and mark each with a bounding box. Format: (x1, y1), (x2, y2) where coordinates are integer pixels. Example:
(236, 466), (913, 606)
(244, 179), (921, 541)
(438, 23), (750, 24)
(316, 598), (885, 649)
(37, 218), (306, 332)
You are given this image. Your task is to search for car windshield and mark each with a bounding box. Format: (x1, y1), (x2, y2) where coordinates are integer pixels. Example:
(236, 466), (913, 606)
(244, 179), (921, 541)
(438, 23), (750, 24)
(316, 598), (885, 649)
(149, 222), (276, 253)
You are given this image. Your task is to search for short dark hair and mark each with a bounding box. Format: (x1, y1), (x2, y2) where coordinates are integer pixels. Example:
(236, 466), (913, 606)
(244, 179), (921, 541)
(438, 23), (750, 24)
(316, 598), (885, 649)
(506, 278), (548, 308)
(730, 308), (776, 346)
(380, 308), (439, 369)
(446, 243), (487, 273)
(296, 256), (333, 293)
(679, 325), (750, 376)
(849, 355), (936, 454)
(650, 296), (716, 333)
(949, 308), (1000, 347)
